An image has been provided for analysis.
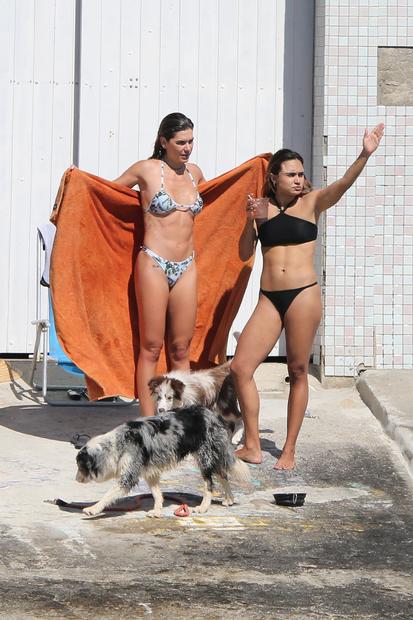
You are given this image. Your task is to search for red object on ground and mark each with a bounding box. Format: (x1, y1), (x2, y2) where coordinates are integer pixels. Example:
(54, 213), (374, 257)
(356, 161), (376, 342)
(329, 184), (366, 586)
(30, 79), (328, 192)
(174, 503), (190, 517)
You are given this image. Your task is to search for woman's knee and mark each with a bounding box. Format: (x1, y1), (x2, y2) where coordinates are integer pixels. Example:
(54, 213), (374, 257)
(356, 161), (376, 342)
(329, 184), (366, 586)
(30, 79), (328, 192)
(287, 361), (308, 384)
(140, 341), (163, 364)
(169, 339), (191, 363)
(230, 358), (253, 383)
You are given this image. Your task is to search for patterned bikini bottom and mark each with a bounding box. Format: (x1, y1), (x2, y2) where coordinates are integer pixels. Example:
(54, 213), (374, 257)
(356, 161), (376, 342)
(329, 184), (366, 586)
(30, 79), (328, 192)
(140, 245), (194, 289)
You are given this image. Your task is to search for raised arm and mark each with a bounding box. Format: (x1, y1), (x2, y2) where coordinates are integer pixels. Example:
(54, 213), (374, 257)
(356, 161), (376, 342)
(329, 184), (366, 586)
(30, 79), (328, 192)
(315, 123), (384, 214)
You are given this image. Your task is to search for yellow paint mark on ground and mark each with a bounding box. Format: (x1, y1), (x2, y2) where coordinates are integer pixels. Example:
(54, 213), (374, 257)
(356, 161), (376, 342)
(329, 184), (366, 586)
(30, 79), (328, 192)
(178, 516), (272, 530)
(239, 517), (272, 527)
(178, 516), (245, 530)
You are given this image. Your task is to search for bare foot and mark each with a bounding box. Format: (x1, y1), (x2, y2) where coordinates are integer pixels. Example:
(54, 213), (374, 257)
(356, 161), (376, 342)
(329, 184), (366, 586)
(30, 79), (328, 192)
(274, 448), (295, 470)
(235, 446), (262, 464)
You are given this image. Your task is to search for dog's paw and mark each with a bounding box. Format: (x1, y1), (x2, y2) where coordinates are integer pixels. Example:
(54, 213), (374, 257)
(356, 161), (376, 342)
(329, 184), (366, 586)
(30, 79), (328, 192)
(222, 497), (238, 507)
(192, 504), (209, 514)
(222, 498), (234, 507)
(83, 505), (101, 517)
(147, 509), (162, 518)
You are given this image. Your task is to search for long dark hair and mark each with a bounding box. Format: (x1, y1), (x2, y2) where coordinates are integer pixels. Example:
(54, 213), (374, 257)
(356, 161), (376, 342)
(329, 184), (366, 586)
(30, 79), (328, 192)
(262, 149), (311, 200)
(149, 112), (194, 159)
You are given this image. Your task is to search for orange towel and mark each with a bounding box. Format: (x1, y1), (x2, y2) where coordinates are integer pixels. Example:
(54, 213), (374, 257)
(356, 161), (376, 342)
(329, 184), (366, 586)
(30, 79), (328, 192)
(50, 154), (270, 399)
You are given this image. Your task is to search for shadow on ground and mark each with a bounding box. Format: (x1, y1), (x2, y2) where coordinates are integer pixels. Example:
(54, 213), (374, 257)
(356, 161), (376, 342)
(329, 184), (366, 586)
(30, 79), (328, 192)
(0, 360), (138, 442)
(0, 396), (138, 443)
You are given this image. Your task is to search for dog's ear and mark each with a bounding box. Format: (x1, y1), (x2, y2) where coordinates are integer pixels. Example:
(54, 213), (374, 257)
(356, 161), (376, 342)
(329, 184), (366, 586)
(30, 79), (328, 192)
(76, 447), (97, 478)
(148, 376), (165, 393)
(170, 378), (185, 398)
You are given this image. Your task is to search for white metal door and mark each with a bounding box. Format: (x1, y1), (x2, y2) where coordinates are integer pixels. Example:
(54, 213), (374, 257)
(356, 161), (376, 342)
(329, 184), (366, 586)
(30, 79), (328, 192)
(1, 0), (314, 355)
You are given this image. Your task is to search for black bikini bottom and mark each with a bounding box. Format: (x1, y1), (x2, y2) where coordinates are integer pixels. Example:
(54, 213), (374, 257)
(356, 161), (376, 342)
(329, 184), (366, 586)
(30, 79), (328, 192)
(260, 281), (318, 321)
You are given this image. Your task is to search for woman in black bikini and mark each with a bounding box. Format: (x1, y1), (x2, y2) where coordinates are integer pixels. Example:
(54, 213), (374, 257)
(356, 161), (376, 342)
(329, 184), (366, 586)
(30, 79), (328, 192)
(231, 123), (384, 470)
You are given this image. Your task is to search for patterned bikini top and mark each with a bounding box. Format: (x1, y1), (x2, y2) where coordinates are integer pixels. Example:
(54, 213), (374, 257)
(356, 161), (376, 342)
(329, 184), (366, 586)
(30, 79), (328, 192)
(144, 161), (203, 216)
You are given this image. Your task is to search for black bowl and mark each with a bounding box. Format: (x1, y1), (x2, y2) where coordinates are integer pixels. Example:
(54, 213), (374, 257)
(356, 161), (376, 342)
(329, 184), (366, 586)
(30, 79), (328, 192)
(273, 493), (306, 507)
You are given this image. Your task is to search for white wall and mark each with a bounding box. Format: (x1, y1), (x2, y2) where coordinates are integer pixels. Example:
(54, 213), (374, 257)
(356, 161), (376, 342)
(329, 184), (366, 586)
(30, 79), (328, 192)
(1, 0), (314, 355)
(0, 0), (76, 354)
(77, 0), (285, 179)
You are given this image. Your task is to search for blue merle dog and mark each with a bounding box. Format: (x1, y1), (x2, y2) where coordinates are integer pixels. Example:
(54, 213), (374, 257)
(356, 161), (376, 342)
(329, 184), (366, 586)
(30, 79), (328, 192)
(76, 405), (250, 518)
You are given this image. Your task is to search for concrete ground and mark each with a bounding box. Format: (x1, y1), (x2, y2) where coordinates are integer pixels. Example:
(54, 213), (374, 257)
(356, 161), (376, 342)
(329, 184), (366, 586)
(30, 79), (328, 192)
(0, 361), (412, 619)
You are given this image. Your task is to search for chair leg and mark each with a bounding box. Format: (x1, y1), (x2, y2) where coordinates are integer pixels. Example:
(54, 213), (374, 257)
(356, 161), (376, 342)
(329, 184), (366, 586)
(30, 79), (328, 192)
(42, 323), (48, 399)
(29, 320), (49, 387)
(29, 325), (41, 386)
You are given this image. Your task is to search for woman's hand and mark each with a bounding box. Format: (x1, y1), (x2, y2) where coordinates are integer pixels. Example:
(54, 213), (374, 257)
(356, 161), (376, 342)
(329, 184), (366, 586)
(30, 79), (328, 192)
(239, 195), (259, 260)
(246, 195), (256, 220)
(246, 195), (269, 220)
(362, 123), (385, 157)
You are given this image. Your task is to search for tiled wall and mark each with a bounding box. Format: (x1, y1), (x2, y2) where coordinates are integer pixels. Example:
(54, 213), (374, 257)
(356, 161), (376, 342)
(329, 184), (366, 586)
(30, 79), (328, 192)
(311, 2), (326, 369)
(313, 0), (413, 376)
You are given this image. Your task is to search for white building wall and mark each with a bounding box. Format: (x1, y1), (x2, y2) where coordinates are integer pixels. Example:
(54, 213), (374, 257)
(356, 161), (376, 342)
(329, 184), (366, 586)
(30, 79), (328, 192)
(1, 0), (314, 357)
(0, 0), (76, 354)
(77, 0), (286, 180)
(313, 0), (413, 376)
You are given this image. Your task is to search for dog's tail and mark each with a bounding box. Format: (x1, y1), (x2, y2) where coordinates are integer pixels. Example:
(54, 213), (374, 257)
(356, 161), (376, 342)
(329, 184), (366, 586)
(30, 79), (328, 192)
(212, 359), (231, 372)
(229, 457), (251, 483)
(208, 360), (232, 384)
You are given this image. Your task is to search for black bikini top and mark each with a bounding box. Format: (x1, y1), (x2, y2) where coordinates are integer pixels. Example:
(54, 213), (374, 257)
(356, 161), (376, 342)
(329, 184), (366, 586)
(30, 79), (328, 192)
(257, 198), (317, 247)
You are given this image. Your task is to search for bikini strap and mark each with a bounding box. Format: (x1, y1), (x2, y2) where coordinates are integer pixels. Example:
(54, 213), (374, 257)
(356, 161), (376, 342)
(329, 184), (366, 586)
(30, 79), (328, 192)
(274, 195), (298, 213)
(160, 160), (165, 189)
(186, 166), (197, 189)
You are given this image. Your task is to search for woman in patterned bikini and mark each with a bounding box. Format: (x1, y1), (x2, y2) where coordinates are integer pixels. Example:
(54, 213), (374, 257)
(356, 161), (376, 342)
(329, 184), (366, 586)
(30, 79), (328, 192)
(114, 113), (205, 416)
